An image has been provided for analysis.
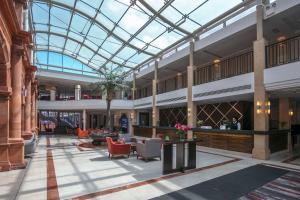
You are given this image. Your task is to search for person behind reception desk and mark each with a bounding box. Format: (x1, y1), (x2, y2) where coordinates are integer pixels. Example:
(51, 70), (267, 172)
(231, 117), (241, 130)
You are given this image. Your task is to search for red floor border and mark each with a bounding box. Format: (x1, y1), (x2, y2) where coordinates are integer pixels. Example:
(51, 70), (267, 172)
(47, 137), (60, 200)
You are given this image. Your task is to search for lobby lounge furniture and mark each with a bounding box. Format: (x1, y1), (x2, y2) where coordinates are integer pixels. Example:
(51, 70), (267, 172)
(76, 128), (89, 138)
(24, 134), (37, 156)
(118, 133), (136, 143)
(136, 138), (162, 161)
(90, 131), (118, 145)
(106, 137), (131, 158)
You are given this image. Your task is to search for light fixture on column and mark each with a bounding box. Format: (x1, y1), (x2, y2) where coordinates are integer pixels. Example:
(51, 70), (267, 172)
(213, 59), (220, 64)
(130, 112), (134, 120)
(256, 101), (262, 114)
(288, 109), (294, 117)
(188, 108), (191, 117)
(265, 101), (271, 115)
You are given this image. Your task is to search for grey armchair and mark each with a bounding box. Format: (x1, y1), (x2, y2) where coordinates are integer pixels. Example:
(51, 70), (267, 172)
(136, 138), (162, 161)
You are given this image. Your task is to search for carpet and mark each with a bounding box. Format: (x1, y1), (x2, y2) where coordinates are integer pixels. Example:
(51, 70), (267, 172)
(152, 164), (299, 200)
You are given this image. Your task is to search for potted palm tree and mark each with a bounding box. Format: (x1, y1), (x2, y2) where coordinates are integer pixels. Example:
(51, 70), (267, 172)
(90, 70), (128, 131)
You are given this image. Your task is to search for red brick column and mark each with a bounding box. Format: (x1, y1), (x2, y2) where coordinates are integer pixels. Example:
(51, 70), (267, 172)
(24, 70), (32, 136)
(0, 61), (12, 171)
(31, 80), (37, 133)
(9, 43), (25, 167)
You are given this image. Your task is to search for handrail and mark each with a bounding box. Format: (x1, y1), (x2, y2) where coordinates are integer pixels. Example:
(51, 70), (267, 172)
(266, 34), (300, 68)
(194, 50), (253, 85)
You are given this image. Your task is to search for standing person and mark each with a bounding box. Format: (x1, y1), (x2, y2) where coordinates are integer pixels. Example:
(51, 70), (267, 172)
(231, 117), (241, 130)
(119, 114), (128, 133)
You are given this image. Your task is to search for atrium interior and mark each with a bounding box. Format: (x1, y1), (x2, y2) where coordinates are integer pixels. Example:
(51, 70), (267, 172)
(0, 0), (300, 199)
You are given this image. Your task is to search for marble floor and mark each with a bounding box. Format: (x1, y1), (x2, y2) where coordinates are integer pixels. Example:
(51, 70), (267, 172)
(0, 135), (299, 200)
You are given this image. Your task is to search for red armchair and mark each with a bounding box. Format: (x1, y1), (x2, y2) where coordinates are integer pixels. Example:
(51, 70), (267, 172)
(76, 128), (89, 138)
(106, 137), (131, 158)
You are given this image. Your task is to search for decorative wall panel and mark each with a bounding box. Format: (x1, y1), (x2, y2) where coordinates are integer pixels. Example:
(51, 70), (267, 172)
(197, 101), (253, 129)
(159, 107), (187, 127)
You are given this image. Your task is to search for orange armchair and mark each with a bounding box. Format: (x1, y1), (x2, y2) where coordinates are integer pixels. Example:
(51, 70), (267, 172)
(106, 137), (131, 158)
(76, 128), (89, 138)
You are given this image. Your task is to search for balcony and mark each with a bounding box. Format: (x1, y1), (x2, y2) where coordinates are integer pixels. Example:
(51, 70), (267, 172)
(266, 35), (300, 68)
(194, 50), (253, 85)
(38, 99), (134, 111)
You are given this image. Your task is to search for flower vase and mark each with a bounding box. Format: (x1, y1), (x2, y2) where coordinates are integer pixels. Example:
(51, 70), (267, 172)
(179, 134), (185, 141)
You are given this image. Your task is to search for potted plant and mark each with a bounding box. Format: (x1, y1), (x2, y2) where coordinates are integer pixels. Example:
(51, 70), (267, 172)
(175, 122), (191, 140)
(90, 70), (128, 131)
(196, 120), (203, 127)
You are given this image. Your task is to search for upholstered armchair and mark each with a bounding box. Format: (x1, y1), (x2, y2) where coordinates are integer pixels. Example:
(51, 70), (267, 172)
(136, 138), (162, 161)
(106, 137), (131, 158)
(76, 128), (89, 138)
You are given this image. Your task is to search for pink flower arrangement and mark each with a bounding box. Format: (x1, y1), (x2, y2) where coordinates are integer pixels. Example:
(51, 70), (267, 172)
(175, 122), (191, 137)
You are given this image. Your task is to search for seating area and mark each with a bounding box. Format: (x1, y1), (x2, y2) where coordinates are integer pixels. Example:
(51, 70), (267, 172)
(1, 0), (300, 200)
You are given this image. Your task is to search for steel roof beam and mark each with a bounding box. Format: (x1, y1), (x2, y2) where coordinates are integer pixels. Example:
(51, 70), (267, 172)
(33, 0), (155, 56)
(33, 30), (133, 69)
(123, 0), (256, 77)
(138, 0), (191, 35)
(99, 0), (174, 72)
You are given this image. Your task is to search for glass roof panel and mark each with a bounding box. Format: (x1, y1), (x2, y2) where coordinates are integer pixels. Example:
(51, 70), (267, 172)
(30, 0), (252, 76)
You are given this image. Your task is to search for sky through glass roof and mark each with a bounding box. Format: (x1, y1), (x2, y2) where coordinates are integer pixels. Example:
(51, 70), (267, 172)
(30, 0), (252, 77)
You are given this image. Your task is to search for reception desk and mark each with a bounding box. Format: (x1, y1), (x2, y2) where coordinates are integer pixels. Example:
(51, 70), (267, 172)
(193, 128), (254, 153)
(133, 126), (289, 154)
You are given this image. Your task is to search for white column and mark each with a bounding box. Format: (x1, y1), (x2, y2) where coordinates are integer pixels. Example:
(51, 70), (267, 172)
(50, 87), (56, 101)
(82, 109), (87, 130)
(75, 85), (81, 100)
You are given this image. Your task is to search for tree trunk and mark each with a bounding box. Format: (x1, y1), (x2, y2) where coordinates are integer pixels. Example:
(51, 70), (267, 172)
(106, 98), (112, 131)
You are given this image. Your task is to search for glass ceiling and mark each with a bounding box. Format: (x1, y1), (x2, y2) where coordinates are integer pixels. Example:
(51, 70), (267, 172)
(30, 0), (249, 76)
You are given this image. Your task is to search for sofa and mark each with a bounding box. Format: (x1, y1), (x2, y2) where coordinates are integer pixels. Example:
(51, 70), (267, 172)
(24, 134), (37, 156)
(76, 128), (89, 138)
(118, 133), (136, 143)
(106, 137), (131, 158)
(136, 138), (162, 161)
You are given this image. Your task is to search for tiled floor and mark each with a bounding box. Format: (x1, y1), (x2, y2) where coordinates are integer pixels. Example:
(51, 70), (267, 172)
(0, 135), (299, 200)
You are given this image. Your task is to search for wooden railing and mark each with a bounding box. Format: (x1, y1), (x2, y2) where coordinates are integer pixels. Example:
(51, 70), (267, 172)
(194, 50), (253, 85)
(157, 73), (187, 94)
(266, 35), (300, 68)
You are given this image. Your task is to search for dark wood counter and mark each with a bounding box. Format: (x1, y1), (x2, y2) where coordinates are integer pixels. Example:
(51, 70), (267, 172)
(193, 128), (254, 153)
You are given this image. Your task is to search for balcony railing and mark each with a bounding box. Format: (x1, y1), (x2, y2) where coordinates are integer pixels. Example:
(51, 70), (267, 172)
(194, 50), (253, 85)
(266, 35), (300, 68)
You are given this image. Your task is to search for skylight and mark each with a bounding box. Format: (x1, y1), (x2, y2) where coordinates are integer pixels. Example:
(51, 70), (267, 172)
(30, 0), (249, 76)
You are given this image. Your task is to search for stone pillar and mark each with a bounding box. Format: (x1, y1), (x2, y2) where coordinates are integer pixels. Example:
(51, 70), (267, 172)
(187, 40), (196, 139)
(24, 71), (32, 136)
(9, 44), (25, 167)
(75, 85), (81, 100)
(22, 6), (29, 31)
(252, 2), (270, 160)
(50, 86), (56, 101)
(132, 72), (136, 100)
(177, 73), (183, 89)
(82, 109), (87, 130)
(31, 80), (37, 132)
(152, 60), (159, 138)
(0, 61), (12, 171)
(279, 98), (292, 152)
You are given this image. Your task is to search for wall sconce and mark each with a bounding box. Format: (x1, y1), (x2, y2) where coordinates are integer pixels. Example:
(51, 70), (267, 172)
(130, 112), (134, 120)
(152, 111), (155, 118)
(256, 101), (262, 114)
(188, 108), (191, 117)
(213, 59), (220, 64)
(265, 101), (271, 115)
(288, 109), (294, 117)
